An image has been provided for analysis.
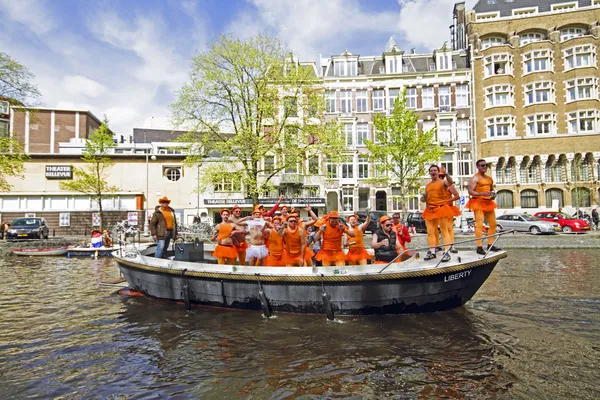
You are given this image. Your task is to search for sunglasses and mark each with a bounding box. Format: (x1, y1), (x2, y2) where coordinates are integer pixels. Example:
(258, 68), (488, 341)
(478, 164), (488, 167)
(393, 216), (400, 219)
(385, 223), (393, 227)
(288, 220), (297, 223)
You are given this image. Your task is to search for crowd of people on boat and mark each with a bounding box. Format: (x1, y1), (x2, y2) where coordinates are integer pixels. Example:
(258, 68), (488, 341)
(149, 159), (504, 264)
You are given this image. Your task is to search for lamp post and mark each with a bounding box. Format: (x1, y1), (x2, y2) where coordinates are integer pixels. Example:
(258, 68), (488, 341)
(144, 151), (157, 235)
(196, 163), (200, 219)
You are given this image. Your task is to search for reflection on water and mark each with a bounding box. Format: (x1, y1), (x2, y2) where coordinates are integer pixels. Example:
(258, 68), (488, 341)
(0, 250), (598, 399)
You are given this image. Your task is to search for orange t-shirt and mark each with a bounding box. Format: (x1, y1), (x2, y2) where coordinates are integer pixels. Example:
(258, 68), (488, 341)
(474, 175), (493, 199)
(268, 229), (285, 257)
(162, 207), (174, 229)
(347, 228), (365, 249)
(217, 222), (233, 242)
(284, 227), (304, 256)
(426, 179), (447, 206)
(321, 222), (347, 251)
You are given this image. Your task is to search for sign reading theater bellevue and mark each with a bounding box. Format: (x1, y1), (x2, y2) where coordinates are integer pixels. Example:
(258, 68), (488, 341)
(45, 165), (73, 179)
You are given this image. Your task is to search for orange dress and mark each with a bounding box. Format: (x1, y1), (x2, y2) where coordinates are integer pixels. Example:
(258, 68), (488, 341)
(283, 227), (304, 265)
(315, 222), (347, 263)
(466, 175), (497, 212)
(264, 229), (287, 266)
(422, 179), (454, 220)
(345, 228), (372, 262)
(212, 223), (238, 259)
(445, 186), (461, 217)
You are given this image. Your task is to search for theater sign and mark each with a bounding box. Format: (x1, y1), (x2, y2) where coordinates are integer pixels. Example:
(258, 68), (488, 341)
(45, 165), (73, 179)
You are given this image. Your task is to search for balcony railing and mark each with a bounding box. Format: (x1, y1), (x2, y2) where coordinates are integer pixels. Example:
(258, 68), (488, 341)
(280, 173), (304, 185)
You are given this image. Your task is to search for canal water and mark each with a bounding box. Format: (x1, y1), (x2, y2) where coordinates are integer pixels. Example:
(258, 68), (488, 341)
(0, 249), (598, 399)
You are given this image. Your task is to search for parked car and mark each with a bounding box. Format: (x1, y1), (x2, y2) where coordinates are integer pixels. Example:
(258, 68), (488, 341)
(533, 211), (590, 233)
(6, 217), (50, 241)
(406, 212), (427, 233)
(340, 210), (389, 233)
(496, 213), (560, 234)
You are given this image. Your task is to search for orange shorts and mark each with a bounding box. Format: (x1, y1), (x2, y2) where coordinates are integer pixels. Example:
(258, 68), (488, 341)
(212, 244), (238, 259)
(264, 252), (287, 266)
(286, 252), (304, 266)
(345, 247), (372, 262)
(304, 248), (315, 261)
(465, 198), (497, 212)
(315, 250), (346, 263)
(422, 203), (454, 220)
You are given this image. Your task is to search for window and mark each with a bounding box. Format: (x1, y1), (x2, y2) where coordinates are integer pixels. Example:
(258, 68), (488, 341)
(519, 160), (538, 183)
(356, 90), (368, 112)
(571, 157), (589, 181)
(0, 120), (8, 138)
(486, 116), (514, 138)
(326, 90), (336, 113)
(358, 156), (369, 178)
(356, 123), (369, 146)
(485, 85), (513, 108)
(520, 32), (543, 46)
(326, 157), (338, 179)
(524, 81), (553, 105)
(572, 187), (591, 208)
(264, 156), (274, 174)
(545, 159), (563, 182)
(213, 174), (241, 192)
(440, 153), (454, 176)
(334, 59), (358, 76)
(344, 124), (353, 146)
(423, 120), (435, 135)
(406, 88), (417, 109)
(526, 114), (555, 136)
(340, 90), (352, 113)
(484, 53), (511, 77)
(389, 89), (399, 110)
(373, 89), (385, 111)
(342, 187), (354, 211)
(566, 77), (597, 102)
(0, 100), (8, 114)
(481, 36), (505, 49)
(496, 190), (514, 209)
(341, 157), (354, 179)
(553, 2), (577, 12)
(514, 8), (538, 17)
(422, 87), (434, 109)
(520, 190), (538, 208)
(568, 110), (597, 133)
(164, 167), (182, 182)
(564, 45), (596, 70)
(304, 186), (319, 198)
(438, 119), (452, 143)
(387, 56), (401, 74)
(456, 85), (469, 108)
(456, 119), (470, 142)
(439, 86), (451, 111)
(437, 53), (451, 70)
(284, 97), (298, 117)
(308, 156), (319, 175)
(458, 151), (472, 176)
(546, 189), (564, 208)
(523, 50), (552, 73)
(560, 27), (585, 41)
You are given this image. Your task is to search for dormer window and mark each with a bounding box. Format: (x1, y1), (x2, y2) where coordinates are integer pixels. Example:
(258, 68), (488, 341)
(436, 52), (452, 71)
(333, 59), (357, 77)
(481, 36), (505, 50)
(520, 32), (544, 46)
(560, 27), (585, 42)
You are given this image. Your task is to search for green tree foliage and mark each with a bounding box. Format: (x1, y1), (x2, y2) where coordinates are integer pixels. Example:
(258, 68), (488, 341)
(0, 52), (41, 105)
(365, 90), (444, 212)
(171, 34), (345, 203)
(0, 138), (29, 191)
(60, 120), (119, 230)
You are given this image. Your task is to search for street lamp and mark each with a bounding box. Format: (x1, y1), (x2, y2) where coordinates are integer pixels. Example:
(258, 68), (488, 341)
(144, 151), (157, 235)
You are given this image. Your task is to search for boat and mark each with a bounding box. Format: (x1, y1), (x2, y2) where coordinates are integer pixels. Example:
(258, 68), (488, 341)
(67, 246), (120, 258)
(112, 232), (509, 319)
(11, 247), (68, 256)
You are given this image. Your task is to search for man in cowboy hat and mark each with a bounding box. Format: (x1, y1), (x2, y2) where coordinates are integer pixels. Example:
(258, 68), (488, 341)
(150, 196), (178, 258)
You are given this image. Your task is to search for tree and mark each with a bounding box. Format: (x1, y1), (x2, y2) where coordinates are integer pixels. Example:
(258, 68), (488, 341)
(60, 120), (119, 230)
(0, 138), (29, 191)
(364, 90), (444, 213)
(0, 52), (41, 105)
(171, 34), (345, 204)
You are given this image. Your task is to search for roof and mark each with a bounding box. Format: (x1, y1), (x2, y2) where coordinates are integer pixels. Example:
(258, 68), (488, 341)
(10, 106), (103, 125)
(132, 128), (189, 143)
(473, 0), (591, 16)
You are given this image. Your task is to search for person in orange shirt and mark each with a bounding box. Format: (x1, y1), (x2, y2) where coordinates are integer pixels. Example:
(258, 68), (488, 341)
(344, 209), (372, 265)
(278, 215), (306, 266)
(264, 216), (287, 266)
(314, 210), (355, 267)
(467, 159), (501, 255)
(421, 165), (454, 262)
(391, 212), (412, 252)
(150, 196), (178, 258)
(229, 204), (249, 266)
(211, 209), (243, 265)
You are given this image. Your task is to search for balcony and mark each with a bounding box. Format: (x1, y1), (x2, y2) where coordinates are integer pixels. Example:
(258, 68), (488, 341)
(280, 173), (304, 185)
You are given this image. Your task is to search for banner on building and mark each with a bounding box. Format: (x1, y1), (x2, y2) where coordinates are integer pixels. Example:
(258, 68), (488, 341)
(92, 212), (101, 227)
(128, 212), (138, 225)
(59, 213), (70, 227)
(45, 165), (73, 179)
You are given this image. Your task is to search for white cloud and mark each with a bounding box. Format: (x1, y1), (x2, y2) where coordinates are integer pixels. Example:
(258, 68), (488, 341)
(397, 0), (477, 50)
(0, 0), (56, 34)
(63, 75), (107, 98)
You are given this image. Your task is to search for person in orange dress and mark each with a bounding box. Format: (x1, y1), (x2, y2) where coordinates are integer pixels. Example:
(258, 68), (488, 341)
(288, 206), (318, 265)
(466, 159), (501, 255)
(278, 215), (306, 266)
(211, 209), (243, 264)
(391, 212), (412, 252)
(421, 165), (454, 262)
(344, 209), (372, 265)
(229, 204), (249, 266)
(264, 216), (287, 266)
(314, 210), (355, 267)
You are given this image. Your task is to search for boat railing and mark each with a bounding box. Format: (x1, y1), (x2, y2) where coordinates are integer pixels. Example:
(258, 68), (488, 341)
(378, 230), (515, 273)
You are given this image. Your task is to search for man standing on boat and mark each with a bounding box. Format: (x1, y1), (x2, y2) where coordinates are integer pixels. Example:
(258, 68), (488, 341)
(314, 210), (355, 267)
(229, 205), (249, 266)
(278, 215), (306, 266)
(150, 196), (178, 258)
(212, 209), (244, 265)
(467, 159), (501, 255)
(245, 208), (270, 266)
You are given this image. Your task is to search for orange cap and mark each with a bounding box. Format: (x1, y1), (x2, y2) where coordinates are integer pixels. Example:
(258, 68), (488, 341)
(379, 215), (391, 225)
(346, 213), (358, 222)
(220, 208), (231, 216)
(328, 210), (340, 219)
(232, 204), (241, 211)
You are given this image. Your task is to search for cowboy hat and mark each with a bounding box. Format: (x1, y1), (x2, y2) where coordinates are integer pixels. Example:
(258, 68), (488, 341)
(328, 210), (340, 219)
(232, 204), (241, 211)
(219, 208), (231, 216)
(158, 196), (171, 204)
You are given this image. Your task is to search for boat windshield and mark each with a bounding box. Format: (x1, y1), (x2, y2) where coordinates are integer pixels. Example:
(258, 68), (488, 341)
(521, 215), (540, 221)
(11, 218), (40, 226)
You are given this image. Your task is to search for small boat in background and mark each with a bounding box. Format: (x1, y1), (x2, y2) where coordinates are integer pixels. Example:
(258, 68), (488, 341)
(67, 246), (119, 258)
(11, 247), (68, 256)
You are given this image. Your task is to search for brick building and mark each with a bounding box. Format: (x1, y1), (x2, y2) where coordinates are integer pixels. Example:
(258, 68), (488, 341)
(459, 0), (600, 211)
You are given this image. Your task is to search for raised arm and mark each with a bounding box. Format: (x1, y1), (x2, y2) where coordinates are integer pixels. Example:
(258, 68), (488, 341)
(305, 204), (318, 221)
(358, 207), (371, 232)
(265, 194), (284, 217)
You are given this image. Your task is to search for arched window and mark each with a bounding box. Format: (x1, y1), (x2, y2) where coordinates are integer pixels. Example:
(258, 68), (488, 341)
(481, 36), (506, 49)
(520, 189), (538, 208)
(571, 187), (591, 208)
(520, 32), (544, 46)
(496, 190), (514, 209)
(571, 156), (589, 181)
(545, 188), (563, 208)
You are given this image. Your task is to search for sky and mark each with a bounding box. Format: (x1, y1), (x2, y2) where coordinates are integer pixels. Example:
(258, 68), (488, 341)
(0, 0), (476, 138)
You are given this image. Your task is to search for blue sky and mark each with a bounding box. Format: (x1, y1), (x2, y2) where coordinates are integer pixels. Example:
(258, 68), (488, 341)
(0, 0), (475, 137)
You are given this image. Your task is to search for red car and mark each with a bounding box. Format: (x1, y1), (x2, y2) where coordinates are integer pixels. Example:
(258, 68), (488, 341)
(533, 212), (590, 233)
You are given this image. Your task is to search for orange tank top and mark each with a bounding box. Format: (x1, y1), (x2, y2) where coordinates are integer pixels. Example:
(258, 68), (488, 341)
(268, 229), (285, 256)
(347, 228), (365, 250)
(474, 175), (493, 199)
(218, 222), (234, 241)
(321, 222), (346, 251)
(426, 179), (447, 206)
(284, 227), (303, 255)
